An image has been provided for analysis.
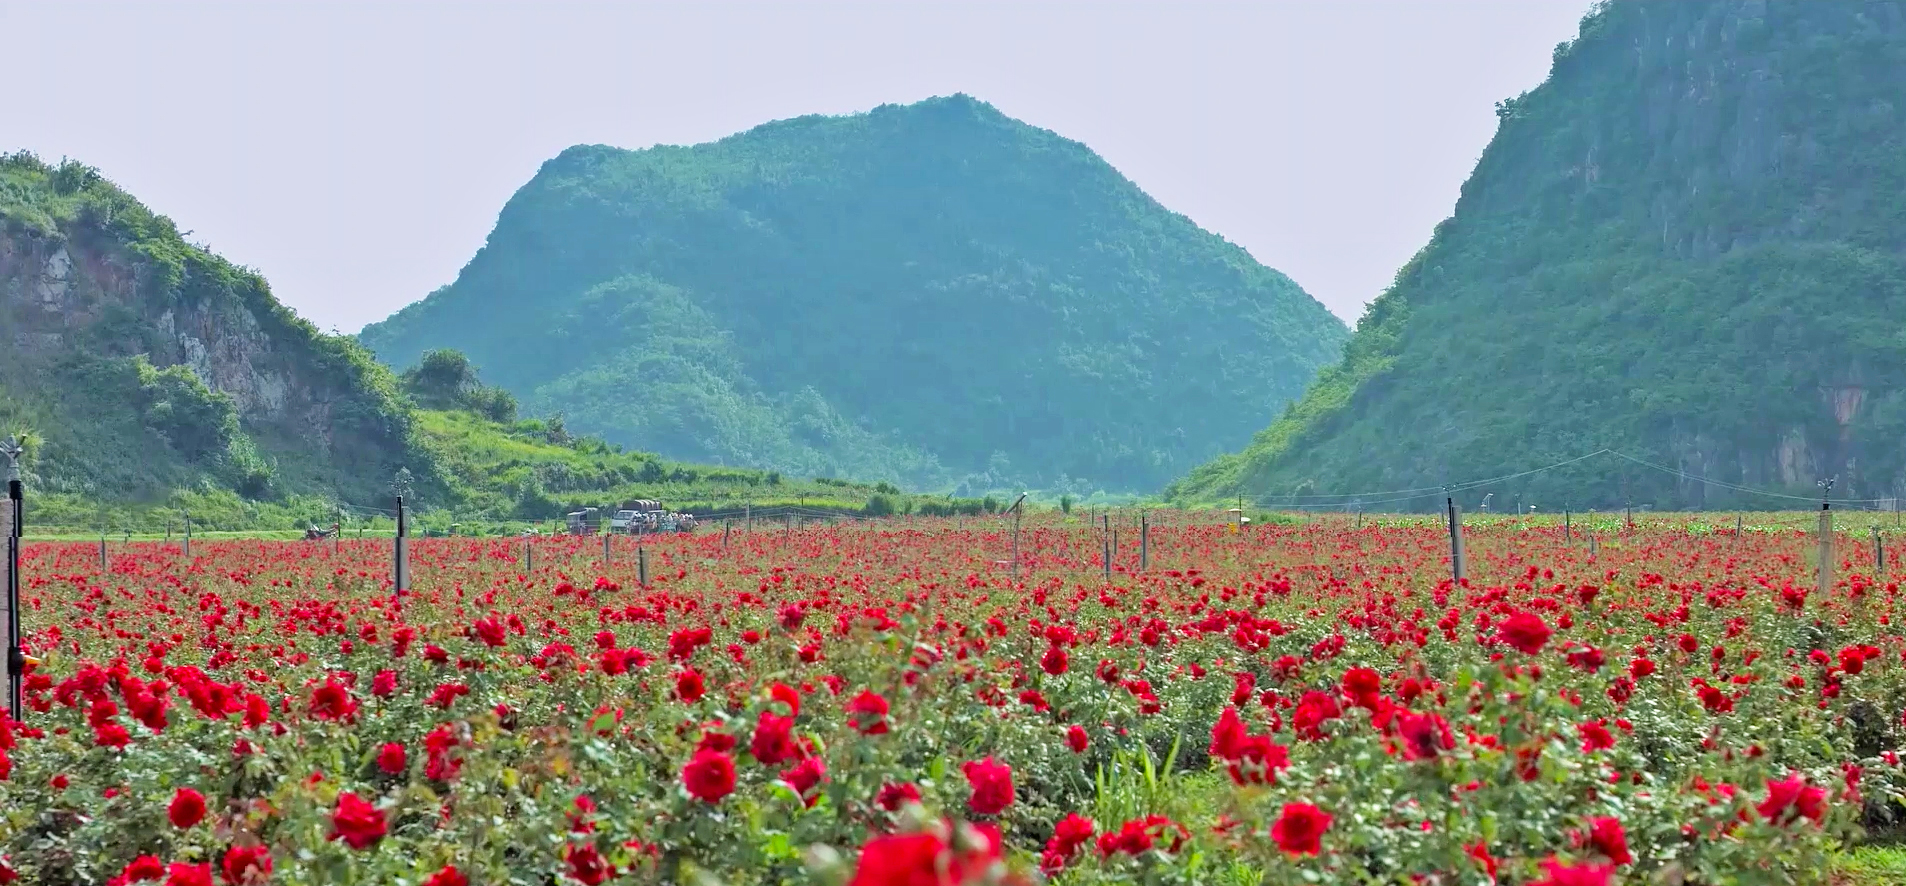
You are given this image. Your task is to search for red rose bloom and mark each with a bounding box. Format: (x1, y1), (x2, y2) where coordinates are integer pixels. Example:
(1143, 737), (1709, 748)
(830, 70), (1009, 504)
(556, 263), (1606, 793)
(421, 866), (469, 886)
(874, 781), (922, 811)
(674, 668), (706, 704)
(168, 787), (208, 829)
(1579, 720), (1616, 753)
(1531, 858), (1614, 886)
(1209, 705), (1248, 758)
(307, 679), (358, 722)
(121, 856), (167, 883)
(1066, 724), (1089, 753)
(1758, 772), (1828, 824)
(962, 756), (1015, 815)
(219, 845), (272, 885)
(1340, 667), (1382, 707)
(472, 616), (506, 647)
(1497, 612), (1553, 655)
(1397, 710), (1454, 761)
(849, 823), (999, 886)
(770, 682), (802, 715)
(749, 711), (798, 765)
(329, 791), (388, 850)
(1040, 645), (1069, 676)
(1095, 815), (1187, 857)
(848, 833), (943, 886)
(166, 862), (213, 886)
(377, 742), (408, 775)
(94, 722), (132, 749)
(1584, 816), (1632, 865)
(565, 842), (614, 885)
(682, 748), (737, 802)
(845, 690), (891, 735)
(1271, 803), (1332, 856)
(781, 756), (827, 807)
(1047, 812), (1096, 859)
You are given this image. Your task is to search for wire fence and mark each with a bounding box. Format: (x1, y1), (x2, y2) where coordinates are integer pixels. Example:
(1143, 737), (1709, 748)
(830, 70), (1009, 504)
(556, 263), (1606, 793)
(1240, 448), (1900, 515)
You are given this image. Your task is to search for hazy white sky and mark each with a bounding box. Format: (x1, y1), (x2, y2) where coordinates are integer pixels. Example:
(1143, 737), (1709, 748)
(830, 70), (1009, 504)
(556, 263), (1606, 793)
(2, 1), (1590, 333)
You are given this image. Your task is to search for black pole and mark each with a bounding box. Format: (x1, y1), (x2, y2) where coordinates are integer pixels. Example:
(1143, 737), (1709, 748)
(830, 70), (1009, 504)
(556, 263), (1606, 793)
(1446, 496), (1466, 584)
(7, 470), (22, 721)
(394, 495), (408, 595)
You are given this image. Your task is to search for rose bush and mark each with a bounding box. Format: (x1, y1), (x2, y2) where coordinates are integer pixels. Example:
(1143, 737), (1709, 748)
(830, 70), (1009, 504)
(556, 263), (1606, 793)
(0, 516), (1893, 884)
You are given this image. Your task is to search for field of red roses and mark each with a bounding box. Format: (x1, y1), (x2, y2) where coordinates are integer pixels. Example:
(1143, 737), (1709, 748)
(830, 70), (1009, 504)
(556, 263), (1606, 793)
(0, 512), (1897, 886)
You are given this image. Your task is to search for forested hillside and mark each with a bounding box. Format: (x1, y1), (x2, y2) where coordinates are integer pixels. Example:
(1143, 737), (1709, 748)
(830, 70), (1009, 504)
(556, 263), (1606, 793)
(361, 95), (1348, 494)
(0, 155), (910, 530)
(0, 152), (437, 505)
(1177, 0), (1906, 510)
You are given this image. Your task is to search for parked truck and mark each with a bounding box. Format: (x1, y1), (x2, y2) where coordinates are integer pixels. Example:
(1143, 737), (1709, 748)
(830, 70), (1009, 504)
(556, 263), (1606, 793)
(608, 500), (697, 534)
(564, 507), (601, 535)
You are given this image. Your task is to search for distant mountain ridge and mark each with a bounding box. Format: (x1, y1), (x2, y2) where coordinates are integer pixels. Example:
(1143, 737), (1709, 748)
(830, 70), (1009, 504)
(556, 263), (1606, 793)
(1176, 0), (1906, 510)
(360, 94), (1349, 494)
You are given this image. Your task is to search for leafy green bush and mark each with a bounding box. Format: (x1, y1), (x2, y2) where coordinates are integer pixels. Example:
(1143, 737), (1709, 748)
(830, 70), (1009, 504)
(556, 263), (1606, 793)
(134, 358), (239, 463)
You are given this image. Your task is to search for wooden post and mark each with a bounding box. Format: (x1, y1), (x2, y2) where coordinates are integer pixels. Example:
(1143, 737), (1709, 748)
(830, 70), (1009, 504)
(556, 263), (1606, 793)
(638, 545), (649, 587)
(1139, 511), (1149, 572)
(602, 530), (611, 565)
(183, 510), (191, 559)
(1563, 510), (1570, 541)
(723, 519), (731, 549)
(1103, 514), (1112, 580)
(1873, 526), (1884, 575)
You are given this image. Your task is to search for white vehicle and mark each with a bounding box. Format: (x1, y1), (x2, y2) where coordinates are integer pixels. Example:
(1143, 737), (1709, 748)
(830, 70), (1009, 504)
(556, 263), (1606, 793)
(612, 500), (666, 534)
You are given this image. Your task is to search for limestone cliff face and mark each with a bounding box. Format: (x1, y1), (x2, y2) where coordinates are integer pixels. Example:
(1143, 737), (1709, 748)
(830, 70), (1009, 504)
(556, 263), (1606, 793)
(0, 154), (427, 502)
(4, 236), (298, 421)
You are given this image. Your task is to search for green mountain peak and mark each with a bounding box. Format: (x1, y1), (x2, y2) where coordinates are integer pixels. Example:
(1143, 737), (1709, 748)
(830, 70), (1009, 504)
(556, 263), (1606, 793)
(361, 95), (1347, 494)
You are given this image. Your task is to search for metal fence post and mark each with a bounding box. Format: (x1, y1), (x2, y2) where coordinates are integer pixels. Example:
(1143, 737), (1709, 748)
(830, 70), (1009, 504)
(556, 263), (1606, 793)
(1139, 510), (1149, 572)
(1446, 497), (1466, 584)
(1817, 504), (1833, 599)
